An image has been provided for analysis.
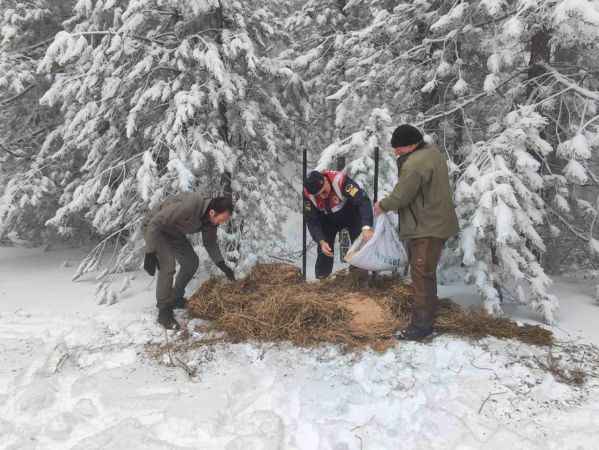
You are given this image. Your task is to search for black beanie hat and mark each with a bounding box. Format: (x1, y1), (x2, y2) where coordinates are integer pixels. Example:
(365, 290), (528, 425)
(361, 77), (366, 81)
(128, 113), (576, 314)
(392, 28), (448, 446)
(305, 170), (325, 195)
(390, 124), (423, 148)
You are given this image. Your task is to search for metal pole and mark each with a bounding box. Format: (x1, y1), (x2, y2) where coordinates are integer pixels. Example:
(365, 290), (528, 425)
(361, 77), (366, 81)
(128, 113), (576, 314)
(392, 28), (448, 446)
(337, 156), (350, 262)
(373, 146), (379, 202)
(371, 146), (381, 284)
(302, 145), (307, 281)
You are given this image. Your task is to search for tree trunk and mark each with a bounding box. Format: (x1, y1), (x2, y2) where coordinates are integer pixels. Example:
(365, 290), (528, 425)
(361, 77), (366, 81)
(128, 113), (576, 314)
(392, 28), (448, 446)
(526, 27), (552, 267)
(526, 28), (551, 99)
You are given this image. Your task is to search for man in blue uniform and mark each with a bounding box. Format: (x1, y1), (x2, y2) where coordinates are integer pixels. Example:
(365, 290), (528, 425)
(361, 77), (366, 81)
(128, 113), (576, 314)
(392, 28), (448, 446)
(303, 170), (374, 279)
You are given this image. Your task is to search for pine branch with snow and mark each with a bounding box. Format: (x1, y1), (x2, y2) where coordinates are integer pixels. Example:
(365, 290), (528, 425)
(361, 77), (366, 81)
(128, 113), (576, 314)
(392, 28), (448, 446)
(3, 0), (308, 276)
(456, 108), (559, 323)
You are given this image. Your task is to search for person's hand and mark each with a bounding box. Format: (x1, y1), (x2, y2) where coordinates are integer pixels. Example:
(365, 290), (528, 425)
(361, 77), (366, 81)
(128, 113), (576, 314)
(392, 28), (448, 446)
(144, 252), (159, 276)
(362, 227), (374, 242)
(216, 261), (235, 281)
(373, 202), (384, 217)
(319, 240), (333, 257)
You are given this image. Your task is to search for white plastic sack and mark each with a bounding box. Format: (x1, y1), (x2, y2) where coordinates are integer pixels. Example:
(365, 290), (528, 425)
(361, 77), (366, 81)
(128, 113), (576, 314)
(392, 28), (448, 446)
(344, 213), (407, 272)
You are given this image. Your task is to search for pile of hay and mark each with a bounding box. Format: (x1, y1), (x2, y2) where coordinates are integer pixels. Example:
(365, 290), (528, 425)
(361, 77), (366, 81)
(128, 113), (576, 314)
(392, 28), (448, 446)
(187, 263), (553, 350)
(188, 264), (407, 349)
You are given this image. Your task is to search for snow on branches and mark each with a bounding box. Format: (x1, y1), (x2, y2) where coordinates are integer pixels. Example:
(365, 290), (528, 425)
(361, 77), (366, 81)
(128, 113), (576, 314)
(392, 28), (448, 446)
(2, 0), (307, 278)
(1, 0), (598, 322)
(456, 108), (559, 323)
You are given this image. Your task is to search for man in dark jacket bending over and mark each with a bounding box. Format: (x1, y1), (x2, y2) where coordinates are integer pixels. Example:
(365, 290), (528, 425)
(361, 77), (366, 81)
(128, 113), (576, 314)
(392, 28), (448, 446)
(143, 194), (235, 329)
(304, 170), (374, 279)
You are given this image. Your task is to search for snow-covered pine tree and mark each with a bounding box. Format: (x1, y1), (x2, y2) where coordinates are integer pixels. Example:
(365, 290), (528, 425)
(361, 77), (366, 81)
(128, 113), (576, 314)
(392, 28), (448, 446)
(546, 0), (599, 271)
(0, 1), (73, 244)
(456, 107), (559, 323)
(284, 0), (355, 140)
(420, 0), (599, 321)
(5, 0), (306, 278)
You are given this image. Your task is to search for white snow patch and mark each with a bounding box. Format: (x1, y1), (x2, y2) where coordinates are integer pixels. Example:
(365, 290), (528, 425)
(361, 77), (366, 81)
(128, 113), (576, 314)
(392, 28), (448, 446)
(1, 247), (599, 449)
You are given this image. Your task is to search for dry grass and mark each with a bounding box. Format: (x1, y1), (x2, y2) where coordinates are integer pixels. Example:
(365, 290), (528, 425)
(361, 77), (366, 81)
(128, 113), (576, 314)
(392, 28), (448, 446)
(188, 264), (406, 350)
(534, 354), (586, 386)
(186, 263), (554, 351)
(435, 299), (554, 347)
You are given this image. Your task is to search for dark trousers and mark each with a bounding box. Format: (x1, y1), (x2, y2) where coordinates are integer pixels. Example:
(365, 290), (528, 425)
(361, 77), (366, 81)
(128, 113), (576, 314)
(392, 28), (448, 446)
(315, 208), (362, 279)
(408, 238), (445, 328)
(152, 231), (199, 309)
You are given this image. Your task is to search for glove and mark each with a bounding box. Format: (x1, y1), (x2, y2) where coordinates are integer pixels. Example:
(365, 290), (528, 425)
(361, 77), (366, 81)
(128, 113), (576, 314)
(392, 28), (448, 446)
(144, 252), (159, 276)
(216, 261), (235, 281)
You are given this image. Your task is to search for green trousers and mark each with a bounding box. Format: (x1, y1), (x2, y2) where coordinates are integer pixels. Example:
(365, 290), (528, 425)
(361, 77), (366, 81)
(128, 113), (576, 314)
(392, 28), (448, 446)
(145, 229), (199, 309)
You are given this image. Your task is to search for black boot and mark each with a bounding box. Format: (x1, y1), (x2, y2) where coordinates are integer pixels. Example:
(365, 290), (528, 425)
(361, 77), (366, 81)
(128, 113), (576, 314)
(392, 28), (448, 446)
(394, 323), (433, 341)
(173, 296), (187, 310)
(157, 307), (179, 330)
(395, 307), (434, 341)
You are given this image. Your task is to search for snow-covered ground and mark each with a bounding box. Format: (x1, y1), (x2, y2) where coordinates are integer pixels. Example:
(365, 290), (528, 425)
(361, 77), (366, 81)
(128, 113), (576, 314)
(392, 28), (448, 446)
(1, 246), (599, 450)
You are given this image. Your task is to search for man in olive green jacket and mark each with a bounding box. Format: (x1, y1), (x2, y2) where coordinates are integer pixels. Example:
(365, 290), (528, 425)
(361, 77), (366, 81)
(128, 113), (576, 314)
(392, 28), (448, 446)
(375, 124), (459, 340)
(143, 194), (235, 329)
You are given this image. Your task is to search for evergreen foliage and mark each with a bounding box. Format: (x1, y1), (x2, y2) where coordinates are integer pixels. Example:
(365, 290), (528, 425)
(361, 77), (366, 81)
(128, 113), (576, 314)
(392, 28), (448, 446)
(2, 0), (599, 322)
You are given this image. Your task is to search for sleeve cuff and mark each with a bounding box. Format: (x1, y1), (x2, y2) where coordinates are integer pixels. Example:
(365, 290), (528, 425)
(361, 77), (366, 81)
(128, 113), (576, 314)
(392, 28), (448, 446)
(378, 199), (390, 212)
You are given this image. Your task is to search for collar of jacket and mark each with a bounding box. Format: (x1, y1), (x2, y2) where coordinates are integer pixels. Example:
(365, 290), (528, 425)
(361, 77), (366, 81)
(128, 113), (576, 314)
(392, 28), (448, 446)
(396, 141), (426, 172)
(201, 214), (215, 229)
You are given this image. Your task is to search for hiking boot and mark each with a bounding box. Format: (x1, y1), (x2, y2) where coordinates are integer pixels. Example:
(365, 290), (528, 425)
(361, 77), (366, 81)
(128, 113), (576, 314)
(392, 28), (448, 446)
(157, 307), (179, 330)
(173, 296), (187, 310)
(395, 324), (433, 341)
